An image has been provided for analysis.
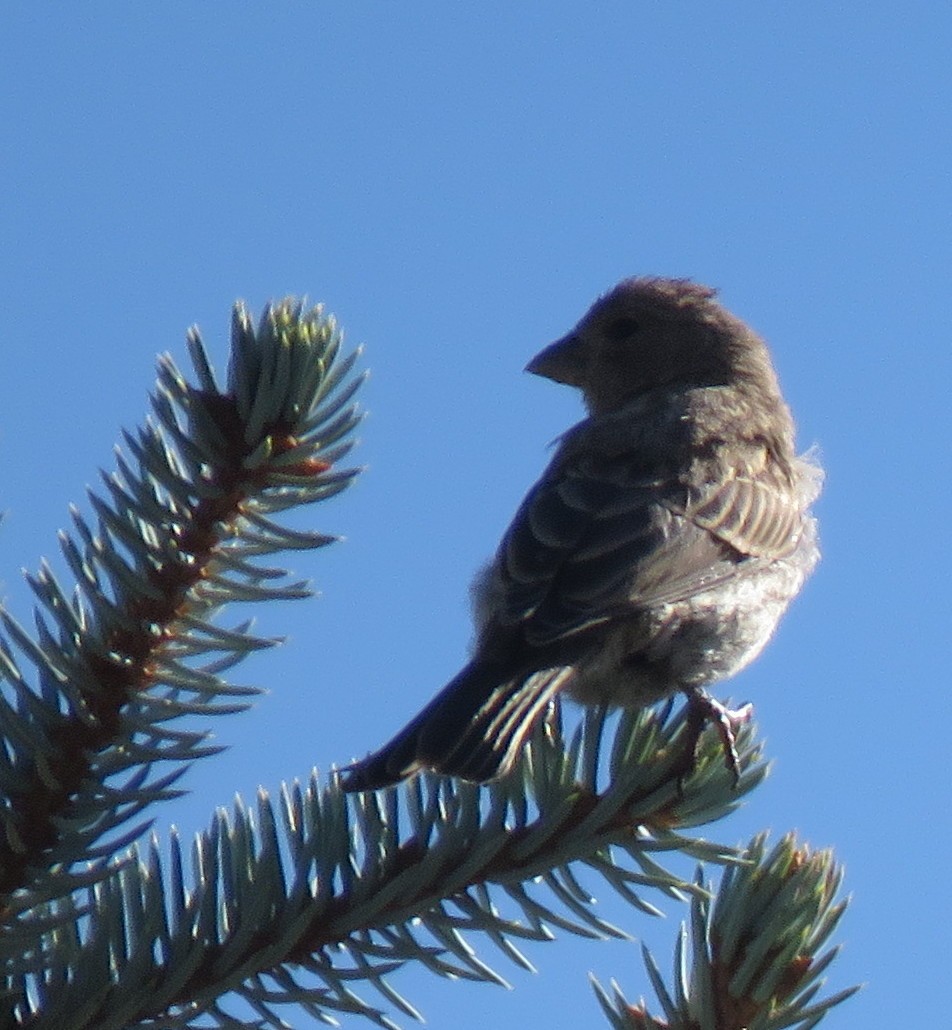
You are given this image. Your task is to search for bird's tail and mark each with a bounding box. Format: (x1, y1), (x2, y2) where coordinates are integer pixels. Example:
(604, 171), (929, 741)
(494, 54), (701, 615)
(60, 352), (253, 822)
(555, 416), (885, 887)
(340, 661), (573, 791)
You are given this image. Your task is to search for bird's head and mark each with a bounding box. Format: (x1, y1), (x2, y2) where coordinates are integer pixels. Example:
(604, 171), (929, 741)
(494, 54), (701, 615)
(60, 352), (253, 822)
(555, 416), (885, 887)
(527, 277), (781, 416)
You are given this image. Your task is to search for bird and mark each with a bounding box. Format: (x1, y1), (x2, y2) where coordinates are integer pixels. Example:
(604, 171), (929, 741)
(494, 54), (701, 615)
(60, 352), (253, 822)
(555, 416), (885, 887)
(342, 277), (821, 791)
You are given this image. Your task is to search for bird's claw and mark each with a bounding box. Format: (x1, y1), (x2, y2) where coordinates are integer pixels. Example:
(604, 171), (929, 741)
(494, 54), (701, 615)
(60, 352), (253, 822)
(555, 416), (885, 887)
(677, 688), (753, 791)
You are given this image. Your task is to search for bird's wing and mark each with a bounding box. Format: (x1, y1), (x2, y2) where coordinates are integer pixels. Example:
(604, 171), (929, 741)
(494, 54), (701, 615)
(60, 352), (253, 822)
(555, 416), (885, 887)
(493, 443), (803, 648)
(684, 471), (806, 559)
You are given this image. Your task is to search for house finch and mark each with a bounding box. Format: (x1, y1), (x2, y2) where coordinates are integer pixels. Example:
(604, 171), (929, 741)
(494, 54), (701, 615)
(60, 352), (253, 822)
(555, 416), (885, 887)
(342, 277), (821, 791)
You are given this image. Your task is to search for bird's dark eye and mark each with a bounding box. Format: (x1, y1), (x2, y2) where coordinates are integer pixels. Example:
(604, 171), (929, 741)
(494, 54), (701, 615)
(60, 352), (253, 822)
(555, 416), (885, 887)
(604, 316), (641, 341)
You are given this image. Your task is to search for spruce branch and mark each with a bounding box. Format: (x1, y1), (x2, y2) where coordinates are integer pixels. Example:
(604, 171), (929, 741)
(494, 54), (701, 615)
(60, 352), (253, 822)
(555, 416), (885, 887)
(10, 703), (768, 1029)
(0, 299), (362, 933)
(591, 833), (859, 1030)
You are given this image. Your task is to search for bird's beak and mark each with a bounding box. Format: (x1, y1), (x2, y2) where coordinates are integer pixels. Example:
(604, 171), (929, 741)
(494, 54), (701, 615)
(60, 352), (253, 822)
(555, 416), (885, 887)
(525, 332), (586, 385)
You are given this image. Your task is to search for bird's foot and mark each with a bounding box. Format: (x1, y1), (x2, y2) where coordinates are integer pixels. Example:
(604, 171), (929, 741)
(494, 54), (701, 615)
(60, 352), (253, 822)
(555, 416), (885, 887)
(677, 687), (753, 790)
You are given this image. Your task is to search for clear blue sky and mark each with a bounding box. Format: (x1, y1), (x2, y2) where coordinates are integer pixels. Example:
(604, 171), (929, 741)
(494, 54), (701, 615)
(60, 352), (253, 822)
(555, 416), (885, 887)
(2, 5), (949, 1027)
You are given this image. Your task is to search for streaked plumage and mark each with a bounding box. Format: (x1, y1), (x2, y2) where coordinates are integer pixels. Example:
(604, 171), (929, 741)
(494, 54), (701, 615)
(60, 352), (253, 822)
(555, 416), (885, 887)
(343, 277), (820, 790)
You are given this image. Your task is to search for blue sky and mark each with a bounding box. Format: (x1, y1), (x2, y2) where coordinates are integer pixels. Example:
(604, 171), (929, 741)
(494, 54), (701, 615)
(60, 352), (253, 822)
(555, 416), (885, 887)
(2, 5), (949, 1027)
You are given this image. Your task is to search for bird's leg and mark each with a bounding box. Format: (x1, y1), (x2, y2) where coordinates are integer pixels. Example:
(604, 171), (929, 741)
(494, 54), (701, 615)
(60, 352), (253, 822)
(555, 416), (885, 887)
(678, 687), (754, 788)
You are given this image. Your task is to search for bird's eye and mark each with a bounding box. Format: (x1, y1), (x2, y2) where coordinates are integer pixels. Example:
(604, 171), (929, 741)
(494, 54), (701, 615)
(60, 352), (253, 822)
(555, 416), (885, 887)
(604, 316), (641, 341)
